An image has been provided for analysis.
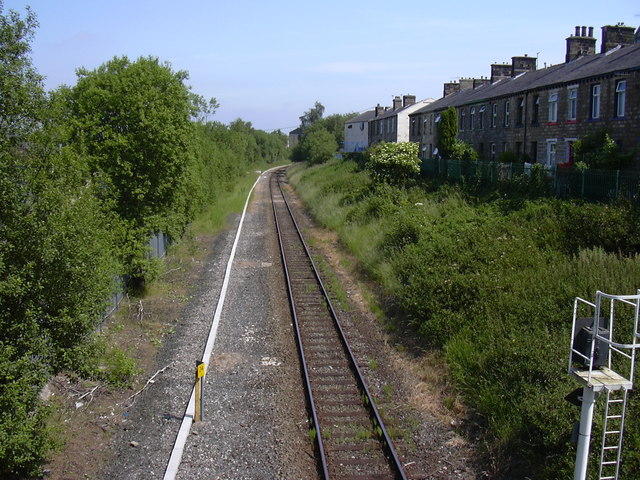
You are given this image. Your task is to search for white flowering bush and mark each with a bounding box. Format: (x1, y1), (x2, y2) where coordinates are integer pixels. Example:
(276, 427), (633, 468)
(366, 141), (421, 186)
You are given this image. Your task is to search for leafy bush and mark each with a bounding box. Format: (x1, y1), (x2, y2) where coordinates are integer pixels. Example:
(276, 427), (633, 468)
(289, 159), (640, 479)
(573, 130), (634, 170)
(291, 125), (338, 164)
(366, 142), (420, 186)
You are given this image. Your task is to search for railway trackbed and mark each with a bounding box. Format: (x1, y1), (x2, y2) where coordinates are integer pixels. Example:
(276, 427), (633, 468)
(270, 168), (407, 480)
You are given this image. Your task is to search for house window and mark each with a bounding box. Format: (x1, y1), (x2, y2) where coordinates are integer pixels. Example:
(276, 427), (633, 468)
(470, 107), (476, 130)
(490, 143), (496, 160)
(411, 118), (417, 136)
(568, 87), (578, 120)
(566, 139), (577, 165)
(460, 109), (466, 131)
(615, 80), (626, 117)
(516, 141), (522, 159)
(491, 104), (497, 128)
(532, 96), (540, 124)
(504, 100), (510, 127)
(531, 141), (538, 163)
(548, 92), (558, 122)
(546, 139), (557, 166)
(503, 142), (509, 152)
(479, 105), (485, 129)
(591, 84), (601, 119)
(423, 115), (428, 133)
(430, 114), (434, 134)
(517, 97), (524, 125)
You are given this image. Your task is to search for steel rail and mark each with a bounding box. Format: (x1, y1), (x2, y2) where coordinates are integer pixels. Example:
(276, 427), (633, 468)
(271, 170), (330, 479)
(270, 169), (407, 480)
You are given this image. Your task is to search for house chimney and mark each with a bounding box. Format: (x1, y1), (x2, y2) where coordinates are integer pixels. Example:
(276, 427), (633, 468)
(511, 55), (537, 77)
(601, 24), (635, 53)
(375, 104), (385, 117)
(459, 78), (474, 90)
(392, 96), (402, 110)
(588, 27), (594, 37)
(565, 26), (596, 62)
(491, 63), (511, 83)
(473, 77), (490, 89)
(443, 82), (460, 97)
(402, 95), (416, 107)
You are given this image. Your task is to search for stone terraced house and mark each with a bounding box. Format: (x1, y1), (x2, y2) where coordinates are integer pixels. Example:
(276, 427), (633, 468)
(409, 24), (640, 169)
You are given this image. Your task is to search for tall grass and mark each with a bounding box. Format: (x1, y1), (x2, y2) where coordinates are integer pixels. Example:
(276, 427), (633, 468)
(288, 158), (640, 479)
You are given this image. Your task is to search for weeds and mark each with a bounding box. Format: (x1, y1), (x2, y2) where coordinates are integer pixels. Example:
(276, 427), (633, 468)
(288, 157), (640, 479)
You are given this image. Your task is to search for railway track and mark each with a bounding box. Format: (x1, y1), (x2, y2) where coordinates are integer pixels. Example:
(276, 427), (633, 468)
(270, 169), (407, 480)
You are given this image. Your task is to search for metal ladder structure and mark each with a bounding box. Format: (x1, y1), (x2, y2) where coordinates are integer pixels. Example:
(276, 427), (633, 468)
(599, 389), (628, 480)
(568, 290), (639, 480)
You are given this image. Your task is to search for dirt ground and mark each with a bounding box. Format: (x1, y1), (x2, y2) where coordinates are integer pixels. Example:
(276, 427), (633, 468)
(42, 170), (487, 479)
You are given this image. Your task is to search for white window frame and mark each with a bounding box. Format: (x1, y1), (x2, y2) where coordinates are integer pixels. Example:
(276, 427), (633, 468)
(616, 80), (626, 117)
(591, 84), (601, 119)
(479, 105), (485, 129)
(491, 103), (497, 127)
(546, 139), (557, 167)
(548, 91), (558, 122)
(504, 100), (510, 127)
(567, 86), (578, 121)
(460, 109), (466, 131)
(490, 142), (496, 160)
(470, 107), (476, 130)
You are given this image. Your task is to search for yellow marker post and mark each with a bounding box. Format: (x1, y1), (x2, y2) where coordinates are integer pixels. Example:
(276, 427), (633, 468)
(195, 361), (205, 422)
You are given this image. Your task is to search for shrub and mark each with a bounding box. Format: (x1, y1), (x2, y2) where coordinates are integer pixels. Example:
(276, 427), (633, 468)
(366, 142), (420, 186)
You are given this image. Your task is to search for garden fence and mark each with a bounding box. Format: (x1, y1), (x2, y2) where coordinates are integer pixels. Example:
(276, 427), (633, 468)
(421, 158), (640, 203)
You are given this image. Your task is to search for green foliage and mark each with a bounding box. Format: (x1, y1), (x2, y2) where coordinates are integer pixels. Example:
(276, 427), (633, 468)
(498, 150), (517, 163)
(366, 142), (420, 186)
(289, 159), (640, 479)
(299, 100), (325, 130)
(437, 107), (457, 159)
(450, 140), (479, 162)
(573, 130), (634, 170)
(291, 125), (338, 164)
(314, 112), (356, 147)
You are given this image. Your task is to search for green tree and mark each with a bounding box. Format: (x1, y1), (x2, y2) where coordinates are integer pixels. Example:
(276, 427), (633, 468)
(291, 125), (337, 164)
(366, 141), (421, 186)
(315, 112), (356, 148)
(299, 101), (325, 130)
(0, 4), (118, 476)
(450, 140), (479, 161)
(437, 107), (458, 159)
(65, 56), (197, 281)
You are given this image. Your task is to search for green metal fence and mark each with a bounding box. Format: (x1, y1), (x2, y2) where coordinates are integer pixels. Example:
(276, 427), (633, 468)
(421, 158), (640, 203)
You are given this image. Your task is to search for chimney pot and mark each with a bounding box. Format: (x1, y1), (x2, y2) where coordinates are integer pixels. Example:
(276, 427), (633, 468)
(575, 26), (580, 36)
(581, 26), (587, 37)
(588, 26), (594, 37)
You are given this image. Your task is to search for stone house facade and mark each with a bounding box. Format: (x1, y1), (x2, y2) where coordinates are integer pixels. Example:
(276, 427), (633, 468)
(368, 95), (434, 145)
(410, 24), (640, 169)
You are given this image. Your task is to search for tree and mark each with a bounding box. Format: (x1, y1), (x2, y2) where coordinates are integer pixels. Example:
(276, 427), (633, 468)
(437, 107), (458, 159)
(315, 112), (356, 148)
(299, 101), (325, 131)
(366, 142), (421, 186)
(0, 5), (118, 476)
(0, 2), (44, 150)
(291, 125), (337, 164)
(66, 56), (197, 280)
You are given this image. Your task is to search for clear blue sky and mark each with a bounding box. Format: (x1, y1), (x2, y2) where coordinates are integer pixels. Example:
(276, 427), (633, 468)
(4, 0), (639, 133)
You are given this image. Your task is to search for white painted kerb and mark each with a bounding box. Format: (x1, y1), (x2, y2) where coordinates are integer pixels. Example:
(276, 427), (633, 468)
(163, 168), (277, 480)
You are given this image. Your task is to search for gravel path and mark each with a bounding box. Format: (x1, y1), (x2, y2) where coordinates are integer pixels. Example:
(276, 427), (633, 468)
(99, 169), (482, 479)
(100, 173), (316, 479)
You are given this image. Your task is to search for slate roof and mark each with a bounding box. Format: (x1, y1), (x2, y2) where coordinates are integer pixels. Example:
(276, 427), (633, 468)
(412, 44), (640, 115)
(345, 110), (376, 124)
